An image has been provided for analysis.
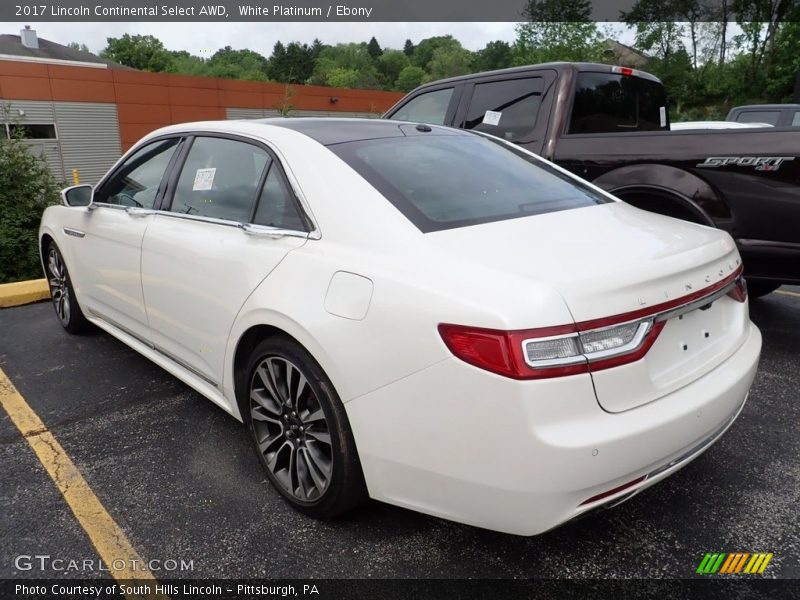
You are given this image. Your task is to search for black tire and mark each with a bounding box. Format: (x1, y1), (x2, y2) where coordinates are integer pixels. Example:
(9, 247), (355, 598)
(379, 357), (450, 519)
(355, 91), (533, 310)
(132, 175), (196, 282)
(244, 336), (368, 518)
(747, 281), (781, 299)
(44, 241), (91, 334)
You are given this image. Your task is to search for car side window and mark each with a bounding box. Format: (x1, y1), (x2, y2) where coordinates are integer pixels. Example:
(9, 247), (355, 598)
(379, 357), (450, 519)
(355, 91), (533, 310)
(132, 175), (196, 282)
(252, 164), (307, 231)
(463, 78), (543, 141)
(791, 111), (800, 127)
(389, 88), (453, 125)
(94, 138), (180, 208)
(170, 136), (269, 222)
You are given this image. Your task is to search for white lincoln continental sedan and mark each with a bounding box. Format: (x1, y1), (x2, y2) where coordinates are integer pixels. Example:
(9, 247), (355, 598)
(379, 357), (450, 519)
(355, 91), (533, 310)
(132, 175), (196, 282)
(39, 119), (761, 536)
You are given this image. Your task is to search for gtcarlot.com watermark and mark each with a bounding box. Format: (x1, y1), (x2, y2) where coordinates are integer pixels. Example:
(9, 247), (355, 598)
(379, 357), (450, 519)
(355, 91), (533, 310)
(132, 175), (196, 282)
(14, 554), (194, 573)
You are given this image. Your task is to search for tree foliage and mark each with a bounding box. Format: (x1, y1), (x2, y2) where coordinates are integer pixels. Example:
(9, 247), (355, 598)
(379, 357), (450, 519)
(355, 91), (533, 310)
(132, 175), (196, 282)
(514, 0), (606, 64)
(0, 108), (60, 283)
(101, 34), (172, 71)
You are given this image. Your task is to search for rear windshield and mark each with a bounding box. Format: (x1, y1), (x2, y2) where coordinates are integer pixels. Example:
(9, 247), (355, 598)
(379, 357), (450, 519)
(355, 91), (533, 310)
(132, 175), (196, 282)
(329, 134), (611, 232)
(569, 72), (668, 134)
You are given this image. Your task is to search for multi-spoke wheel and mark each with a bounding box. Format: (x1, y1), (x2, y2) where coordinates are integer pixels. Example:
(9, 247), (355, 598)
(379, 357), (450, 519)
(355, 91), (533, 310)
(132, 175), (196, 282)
(45, 242), (90, 333)
(245, 337), (367, 517)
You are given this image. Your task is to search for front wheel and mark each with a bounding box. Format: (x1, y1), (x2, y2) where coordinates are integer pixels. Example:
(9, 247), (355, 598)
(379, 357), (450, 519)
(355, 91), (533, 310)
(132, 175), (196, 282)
(45, 242), (90, 334)
(245, 337), (368, 518)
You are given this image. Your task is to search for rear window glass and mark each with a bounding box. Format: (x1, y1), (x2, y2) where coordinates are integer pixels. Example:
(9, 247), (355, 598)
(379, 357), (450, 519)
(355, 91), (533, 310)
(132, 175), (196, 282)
(330, 134), (611, 233)
(569, 72), (668, 134)
(736, 110), (781, 126)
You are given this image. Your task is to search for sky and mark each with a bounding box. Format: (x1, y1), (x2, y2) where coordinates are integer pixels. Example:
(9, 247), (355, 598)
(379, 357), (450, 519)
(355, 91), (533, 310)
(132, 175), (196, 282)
(0, 22), (630, 56)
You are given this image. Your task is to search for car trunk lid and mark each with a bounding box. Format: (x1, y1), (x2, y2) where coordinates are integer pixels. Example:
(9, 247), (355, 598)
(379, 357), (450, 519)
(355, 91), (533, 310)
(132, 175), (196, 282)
(427, 202), (749, 411)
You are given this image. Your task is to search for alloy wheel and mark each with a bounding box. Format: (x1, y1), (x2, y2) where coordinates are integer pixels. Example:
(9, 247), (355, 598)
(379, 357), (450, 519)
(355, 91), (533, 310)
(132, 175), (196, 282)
(249, 356), (333, 502)
(47, 247), (71, 326)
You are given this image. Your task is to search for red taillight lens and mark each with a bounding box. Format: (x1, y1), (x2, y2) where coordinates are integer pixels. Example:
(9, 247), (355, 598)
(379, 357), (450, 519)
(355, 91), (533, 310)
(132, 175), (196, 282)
(438, 323), (587, 379)
(727, 276), (748, 303)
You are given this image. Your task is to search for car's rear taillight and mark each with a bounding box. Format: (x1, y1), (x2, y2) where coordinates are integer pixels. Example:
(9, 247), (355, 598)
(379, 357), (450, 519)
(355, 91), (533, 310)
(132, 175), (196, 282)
(727, 276), (748, 303)
(440, 267), (744, 379)
(439, 316), (666, 380)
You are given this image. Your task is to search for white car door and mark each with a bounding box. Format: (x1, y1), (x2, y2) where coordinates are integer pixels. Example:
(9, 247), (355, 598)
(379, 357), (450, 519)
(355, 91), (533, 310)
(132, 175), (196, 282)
(72, 137), (183, 339)
(140, 134), (310, 389)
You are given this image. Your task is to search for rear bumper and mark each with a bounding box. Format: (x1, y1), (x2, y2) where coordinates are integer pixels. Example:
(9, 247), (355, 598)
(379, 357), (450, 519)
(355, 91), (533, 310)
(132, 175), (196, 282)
(345, 321), (762, 536)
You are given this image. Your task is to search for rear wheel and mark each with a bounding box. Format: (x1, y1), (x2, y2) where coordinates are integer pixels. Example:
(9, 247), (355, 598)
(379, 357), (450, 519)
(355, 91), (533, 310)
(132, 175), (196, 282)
(747, 281), (781, 299)
(45, 242), (90, 334)
(244, 337), (367, 518)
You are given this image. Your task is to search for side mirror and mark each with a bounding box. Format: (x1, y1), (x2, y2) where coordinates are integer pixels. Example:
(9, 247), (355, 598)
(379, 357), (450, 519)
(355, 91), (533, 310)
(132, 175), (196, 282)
(61, 184), (94, 208)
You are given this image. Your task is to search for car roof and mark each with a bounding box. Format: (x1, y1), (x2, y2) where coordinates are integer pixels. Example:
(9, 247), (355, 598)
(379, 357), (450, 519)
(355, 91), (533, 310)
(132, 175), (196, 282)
(256, 117), (462, 145)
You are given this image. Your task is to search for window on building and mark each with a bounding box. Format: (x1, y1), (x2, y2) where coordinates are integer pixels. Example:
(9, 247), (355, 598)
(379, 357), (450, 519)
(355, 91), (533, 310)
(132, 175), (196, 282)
(4, 123), (58, 139)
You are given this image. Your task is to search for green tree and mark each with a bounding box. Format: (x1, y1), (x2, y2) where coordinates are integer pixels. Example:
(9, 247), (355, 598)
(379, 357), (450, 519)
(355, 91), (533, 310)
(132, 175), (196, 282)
(100, 34), (173, 71)
(412, 35), (462, 69)
(0, 108), (60, 283)
(403, 39), (415, 57)
(207, 46), (268, 80)
(395, 65), (427, 91)
(67, 42), (90, 54)
(428, 45), (474, 80)
(514, 0), (605, 64)
(377, 50), (410, 88)
(474, 40), (513, 71)
(310, 43), (383, 88)
(367, 36), (383, 59)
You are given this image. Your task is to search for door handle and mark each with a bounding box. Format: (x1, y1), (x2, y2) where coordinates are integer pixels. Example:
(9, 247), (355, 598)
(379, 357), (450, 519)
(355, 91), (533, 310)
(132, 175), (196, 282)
(239, 223), (288, 238)
(125, 207), (155, 217)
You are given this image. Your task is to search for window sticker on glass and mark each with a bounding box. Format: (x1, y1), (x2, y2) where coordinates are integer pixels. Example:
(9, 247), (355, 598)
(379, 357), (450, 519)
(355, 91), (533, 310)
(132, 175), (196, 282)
(483, 110), (502, 126)
(193, 167), (216, 191)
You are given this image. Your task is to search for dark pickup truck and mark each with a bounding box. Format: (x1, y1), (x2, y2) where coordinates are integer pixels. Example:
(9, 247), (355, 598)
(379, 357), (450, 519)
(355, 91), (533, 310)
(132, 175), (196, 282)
(384, 63), (800, 296)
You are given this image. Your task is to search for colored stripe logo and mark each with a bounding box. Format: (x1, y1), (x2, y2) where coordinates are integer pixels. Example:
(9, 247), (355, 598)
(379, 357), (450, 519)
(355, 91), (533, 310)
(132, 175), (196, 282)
(696, 552), (774, 574)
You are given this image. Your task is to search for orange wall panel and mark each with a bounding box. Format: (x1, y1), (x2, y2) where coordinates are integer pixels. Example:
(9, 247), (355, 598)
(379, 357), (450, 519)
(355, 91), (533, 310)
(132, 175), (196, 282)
(47, 65), (113, 82)
(0, 60), (49, 77)
(0, 75), (51, 100)
(120, 122), (167, 146)
(113, 83), (170, 105)
(117, 103), (172, 124)
(219, 90), (263, 109)
(169, 105), (225, 123)
(112, 70), (167, 86)
(168, 86), (219, 107)
(50, 79), (116, 102)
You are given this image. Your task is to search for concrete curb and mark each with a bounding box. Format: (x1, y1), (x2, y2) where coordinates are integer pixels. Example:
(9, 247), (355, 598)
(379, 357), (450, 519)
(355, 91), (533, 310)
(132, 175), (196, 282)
(0, 279), (50, 308)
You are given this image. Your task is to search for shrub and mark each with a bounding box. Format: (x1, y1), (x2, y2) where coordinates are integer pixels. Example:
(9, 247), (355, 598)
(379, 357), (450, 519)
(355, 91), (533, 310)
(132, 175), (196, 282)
(0, 112), (61, 283)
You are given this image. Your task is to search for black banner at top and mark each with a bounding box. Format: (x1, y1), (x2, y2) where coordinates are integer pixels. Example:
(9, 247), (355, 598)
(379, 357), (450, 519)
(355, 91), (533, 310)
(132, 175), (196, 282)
(2, 0), (800, 22)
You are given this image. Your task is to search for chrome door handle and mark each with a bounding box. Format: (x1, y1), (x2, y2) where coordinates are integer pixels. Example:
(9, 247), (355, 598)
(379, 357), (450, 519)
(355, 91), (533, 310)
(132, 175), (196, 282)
(125, 207), (155, 217)
(239, 223), (288, 238)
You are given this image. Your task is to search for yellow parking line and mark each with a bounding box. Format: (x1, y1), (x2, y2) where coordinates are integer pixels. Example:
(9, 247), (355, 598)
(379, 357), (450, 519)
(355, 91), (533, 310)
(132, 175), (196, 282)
(775, 289), (800, 298)
(0, 367), (162, 599)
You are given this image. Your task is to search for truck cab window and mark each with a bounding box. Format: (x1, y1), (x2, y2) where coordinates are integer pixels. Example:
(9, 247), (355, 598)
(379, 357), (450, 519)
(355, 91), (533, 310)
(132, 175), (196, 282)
(390, 88), (453, 126)
(463, 78), (543, 141)
(568, 72), (667, 134)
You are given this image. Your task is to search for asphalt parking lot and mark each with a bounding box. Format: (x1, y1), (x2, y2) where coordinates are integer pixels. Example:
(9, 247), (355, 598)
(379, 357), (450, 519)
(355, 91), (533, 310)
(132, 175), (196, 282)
(1, 289), (798, 581)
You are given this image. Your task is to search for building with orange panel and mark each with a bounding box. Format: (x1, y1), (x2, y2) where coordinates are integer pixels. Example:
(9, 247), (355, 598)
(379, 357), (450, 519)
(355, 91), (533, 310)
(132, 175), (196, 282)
(0, 28), (403, 183)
